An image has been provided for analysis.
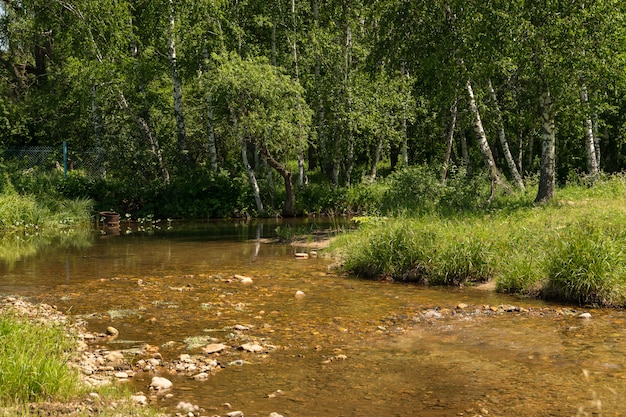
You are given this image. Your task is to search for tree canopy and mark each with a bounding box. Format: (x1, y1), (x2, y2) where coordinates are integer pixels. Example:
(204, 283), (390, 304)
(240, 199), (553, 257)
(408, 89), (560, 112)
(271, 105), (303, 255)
(1, 0), (625, 215)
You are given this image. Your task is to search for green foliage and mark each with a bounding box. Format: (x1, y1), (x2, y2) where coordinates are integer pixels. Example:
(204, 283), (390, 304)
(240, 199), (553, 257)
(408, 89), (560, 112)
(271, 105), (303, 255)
(148, 169), (252, 219)
(378, 165), (490, 215)
(0, 314), (79, 404)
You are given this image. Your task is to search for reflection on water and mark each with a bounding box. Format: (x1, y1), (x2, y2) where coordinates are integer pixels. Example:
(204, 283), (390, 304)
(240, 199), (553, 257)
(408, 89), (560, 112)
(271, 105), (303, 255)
(0, 227), (93, 267)
(1, 220), (626, 416)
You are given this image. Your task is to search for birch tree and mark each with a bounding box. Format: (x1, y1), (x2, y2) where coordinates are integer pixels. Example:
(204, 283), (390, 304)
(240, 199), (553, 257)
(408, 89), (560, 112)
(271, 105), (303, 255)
(211, 53), (311, 216)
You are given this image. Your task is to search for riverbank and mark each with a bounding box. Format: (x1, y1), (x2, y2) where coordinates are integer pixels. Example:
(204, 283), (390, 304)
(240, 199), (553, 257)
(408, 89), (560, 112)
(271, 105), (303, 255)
(330, 176), (626, 307)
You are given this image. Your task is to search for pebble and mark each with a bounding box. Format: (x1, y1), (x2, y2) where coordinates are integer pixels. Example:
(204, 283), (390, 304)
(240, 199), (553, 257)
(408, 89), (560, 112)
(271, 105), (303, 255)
(295, 252), (309, 259)
(203, 343), (228, 354)
(176, 401), (199, 413)
(269, 413), (285, 417)
(150, 376), (173, 390)
(114, 371), (129, 379)
(105, 351), (124, 365)
(241, 342), (264, 353)
(234, 274), (254, 284)
(295, 290), (306, 299)
(131, 394), (147, 406)
(105, 326), (119, 337)
(579, 312), (592, 319)
(226, 411), (244, 417)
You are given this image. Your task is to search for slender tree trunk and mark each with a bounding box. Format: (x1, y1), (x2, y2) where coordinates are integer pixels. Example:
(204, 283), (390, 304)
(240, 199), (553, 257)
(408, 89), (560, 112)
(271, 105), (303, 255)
(232, 112), (263, 212)
(288, 0), (307, 189)
(441, 98), (458, 182)
(488, 79), (525, 191)
(535, 88), (556, 203)
(527, 129), (535, 174)
(259, 144), (296, 217)
(117, 92), (170, 184)
(202, 47), (219, 173)
(517, 130), (524, 175)
(342, 15), (354, 186)
(580, 85), (599, 177)
(400, 63), (410, 167)
(460, 130), (471, 176)
(312, 0), (330, 178)
(91, 84), (104, 145)
(206, 91), (219, 173)
(168, 0), (190, 162)
(369, 137), (384, 182)
(593, 111), (601, 168)
(466, 80), (511, 198)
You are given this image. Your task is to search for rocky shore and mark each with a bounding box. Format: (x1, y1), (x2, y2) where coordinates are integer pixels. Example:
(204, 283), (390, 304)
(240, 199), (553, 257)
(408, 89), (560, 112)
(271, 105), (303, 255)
(0, 296), (281, 417)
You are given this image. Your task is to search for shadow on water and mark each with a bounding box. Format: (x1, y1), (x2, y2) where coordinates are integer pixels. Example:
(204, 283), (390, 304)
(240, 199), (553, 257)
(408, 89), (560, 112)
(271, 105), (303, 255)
(1, 219), (626, 416)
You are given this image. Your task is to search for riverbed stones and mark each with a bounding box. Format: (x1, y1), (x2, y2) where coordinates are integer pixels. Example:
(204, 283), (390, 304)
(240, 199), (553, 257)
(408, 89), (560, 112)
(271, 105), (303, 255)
(226, 411), (244, 417)
(150, 376), (173, 390)
(105, 350), (124, 365)
(131, 394), (148, 405)
(240, 342), (264, 353)
(176, 401), (199, 413)
(234, 274), (254, 284)
(105, 326), (119, 337)
(203, 343), (228, 354)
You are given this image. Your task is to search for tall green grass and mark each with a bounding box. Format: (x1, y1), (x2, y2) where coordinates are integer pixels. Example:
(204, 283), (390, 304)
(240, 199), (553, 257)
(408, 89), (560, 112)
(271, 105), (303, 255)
(332, 174), (626, 306)
(0, 312), (166, 416)
(0, 314), (79, 403)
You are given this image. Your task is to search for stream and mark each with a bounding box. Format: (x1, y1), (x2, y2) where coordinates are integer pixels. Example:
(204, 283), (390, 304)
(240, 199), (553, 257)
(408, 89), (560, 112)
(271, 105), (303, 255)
(1, 219), (626, 417)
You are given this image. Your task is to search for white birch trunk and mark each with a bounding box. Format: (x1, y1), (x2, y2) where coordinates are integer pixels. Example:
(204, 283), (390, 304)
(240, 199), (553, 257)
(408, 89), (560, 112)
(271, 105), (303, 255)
(231, 111), (263, 211)
(441, 98), (458, 182)
(593, 111), (601, 167)
(369, 137), (384, 182)
(400, 63), (409, 167)
(202, 47), (219, 173)
(488, 79), (525, 191)
(535, 88), (556, 203)
(466, 80), (509, 196)
(289, 0), (306, 189)
(168, 0), (189, 160)
(580, 85), (598, 177)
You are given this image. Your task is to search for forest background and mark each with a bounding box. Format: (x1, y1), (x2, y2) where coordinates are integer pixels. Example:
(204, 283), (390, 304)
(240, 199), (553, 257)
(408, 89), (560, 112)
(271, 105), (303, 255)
(1, 0), (626, 218)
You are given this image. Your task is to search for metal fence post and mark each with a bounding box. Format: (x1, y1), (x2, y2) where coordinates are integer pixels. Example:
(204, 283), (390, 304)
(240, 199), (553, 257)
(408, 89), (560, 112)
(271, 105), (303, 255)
(63, 141), (67, 179)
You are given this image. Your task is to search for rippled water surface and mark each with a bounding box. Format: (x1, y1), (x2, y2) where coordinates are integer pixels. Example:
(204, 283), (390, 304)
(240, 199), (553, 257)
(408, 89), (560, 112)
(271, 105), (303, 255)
(2, 220), (626, 417)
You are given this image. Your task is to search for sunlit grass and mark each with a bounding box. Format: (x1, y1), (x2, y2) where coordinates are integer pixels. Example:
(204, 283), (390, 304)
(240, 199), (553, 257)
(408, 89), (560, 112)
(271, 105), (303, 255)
(0, 314), (79, 404)
(0, 312), (166, 417)
(332, 174), (626, 306)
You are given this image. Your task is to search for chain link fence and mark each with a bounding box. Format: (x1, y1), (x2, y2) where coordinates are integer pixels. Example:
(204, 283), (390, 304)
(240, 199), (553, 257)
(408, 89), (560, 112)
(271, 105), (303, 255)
(2, 143), (106, 179)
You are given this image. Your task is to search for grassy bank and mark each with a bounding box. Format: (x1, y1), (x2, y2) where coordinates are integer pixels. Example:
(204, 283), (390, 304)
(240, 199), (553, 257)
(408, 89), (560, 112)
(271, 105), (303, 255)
(0, 184), (94, 263)
(331, 175), (626, 307)
(0, 306), (164, 417)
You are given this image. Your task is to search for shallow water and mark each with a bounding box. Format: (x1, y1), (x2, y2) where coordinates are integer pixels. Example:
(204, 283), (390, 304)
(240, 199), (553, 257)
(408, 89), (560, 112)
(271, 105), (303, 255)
(1, 220), (626, 417)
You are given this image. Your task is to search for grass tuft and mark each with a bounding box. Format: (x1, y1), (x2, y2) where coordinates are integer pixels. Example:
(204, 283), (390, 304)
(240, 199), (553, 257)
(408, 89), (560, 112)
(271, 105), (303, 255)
(0, 314), (79, 404)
